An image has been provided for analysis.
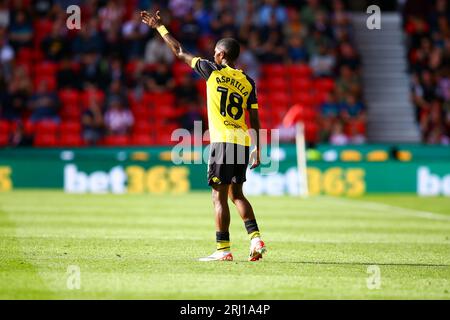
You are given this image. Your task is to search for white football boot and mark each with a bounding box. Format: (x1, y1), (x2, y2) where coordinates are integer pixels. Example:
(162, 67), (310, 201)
(248, 237), (266, 261)
(198, 251), (233, 262)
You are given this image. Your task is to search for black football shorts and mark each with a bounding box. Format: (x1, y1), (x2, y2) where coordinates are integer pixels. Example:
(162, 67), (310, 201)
(207, 142), (250, 186)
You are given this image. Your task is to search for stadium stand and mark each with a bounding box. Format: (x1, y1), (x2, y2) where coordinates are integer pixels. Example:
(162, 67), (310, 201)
(0, 0), (366, 147)
(404, 0), (450, 144)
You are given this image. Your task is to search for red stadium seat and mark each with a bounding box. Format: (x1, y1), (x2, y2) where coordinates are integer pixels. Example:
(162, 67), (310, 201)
(104, 135), (130, 146)
(291, 78), (313, 93)
(270, 77), (289, 92)
(34, 75), (57, 91)
(292, 92), (315, 107)
(131, 134), (154, 146)
(59, 89), (80, 108)
(131, 105), (153, 120)
(268, 93), (291, 110)
(34, 133), (58, 147)
(262, 64), (286, 78)
(60, 122), (81, 134)
(287, 64), (313, 79)
(81, 89), (105, 108)
(305, 122), (319, 143)
(196, 80), (207, 98)
(315, 78), (335, 93)
(153, 92), (175, 106)
(154, 106), (180, 120)
(257, 80), (271, 94)
(133, 121), (153, 135)
(24, 120), (35, 135)
(36, 121), (59, 135)
(16, 48), (34, 63)
(173, 62), (193, 78)
(0, 133), (8, 146)
(34, 62), (58, 77)
(0, 121), (10, 135)
(127, 91), (141, 108)
(34, 19), (54, 47)
(142, 93), (156, 107)
(15, 61), (33, 76)
(60, 105), (82, 121)
(60, 134), (84, 147)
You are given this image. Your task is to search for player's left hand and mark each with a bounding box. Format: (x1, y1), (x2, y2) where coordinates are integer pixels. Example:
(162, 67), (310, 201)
(140, 10), (162, 28)
(250, 148), (261, 170)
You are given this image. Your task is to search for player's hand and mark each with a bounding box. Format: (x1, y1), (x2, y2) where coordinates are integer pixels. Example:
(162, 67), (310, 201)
(250, 148), (261, 170)
(140, 10), (162, 28)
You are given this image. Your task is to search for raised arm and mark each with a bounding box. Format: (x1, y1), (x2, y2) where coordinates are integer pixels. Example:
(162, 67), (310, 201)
(141, 10), (194, 66)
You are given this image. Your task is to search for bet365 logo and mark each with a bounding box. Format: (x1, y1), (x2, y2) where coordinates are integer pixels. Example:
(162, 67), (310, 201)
(366, 5), (381, 30)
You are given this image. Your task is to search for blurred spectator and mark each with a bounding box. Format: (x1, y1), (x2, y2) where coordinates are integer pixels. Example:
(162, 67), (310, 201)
(340, 94), (365, 120)
(320, 91), (341, 119)
(29, 81), (60, 123)
(144, 62), (175, 92)
(144, 36), (174, 65)
(1, 66), (32, 120)
(301, 0), (327, 27)
(259, 29), (286, 63)
(103, 26), (124, 60)
(335, 65), (361, 100)
(0, 28), (14, 77)
(57, 57), (79, 89)
(9, 122), (33, 147)
(257, 0), (287, 27)
(329, 122), (348, 146)
(79, 51), (110, 90)
(336, 41), (360, 71)
(319, 92), (340, 142)
(169, 0), (195, 18)
(72, 18), (104, 57)
(33, 0), (53, 18)
(0, 0), (9, 27)
(175, 74), (199, 106)
(193, 0), (212, 35)
(237, 43), (260, 81)
(105, 80), (128, 107)
(41, 21), (68, 62)
(287, 36), (308, 63)
(82, 99), (104, 145)
(109, 58), (125, 84)
(104, 98), (134, 135)
(179, 11), (201, 52)
(8, 10), (33, 50)
(122, 11), (149, 60)
(98, 0), (124, 33)
(309, 44), (335, 77)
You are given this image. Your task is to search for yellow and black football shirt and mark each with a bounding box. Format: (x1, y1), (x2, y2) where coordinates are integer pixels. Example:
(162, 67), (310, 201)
(191, 57), (258, 147)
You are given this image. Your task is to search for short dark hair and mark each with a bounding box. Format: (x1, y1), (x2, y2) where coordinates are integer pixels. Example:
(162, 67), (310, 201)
(216, 38), (240, 62)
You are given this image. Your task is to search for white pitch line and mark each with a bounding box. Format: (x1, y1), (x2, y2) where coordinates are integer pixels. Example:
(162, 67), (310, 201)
(325, 197), (450, 222)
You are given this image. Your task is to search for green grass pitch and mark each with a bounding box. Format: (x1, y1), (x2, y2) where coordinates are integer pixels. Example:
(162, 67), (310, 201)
(0, 191), (449, 299)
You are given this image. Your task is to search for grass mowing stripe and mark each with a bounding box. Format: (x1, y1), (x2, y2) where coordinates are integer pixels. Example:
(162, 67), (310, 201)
(324, 196), (450, 221)
(0, 208), (55, 299)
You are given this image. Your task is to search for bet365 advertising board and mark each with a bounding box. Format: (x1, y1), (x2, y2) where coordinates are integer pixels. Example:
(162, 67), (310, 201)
(0, 145), (449, 196)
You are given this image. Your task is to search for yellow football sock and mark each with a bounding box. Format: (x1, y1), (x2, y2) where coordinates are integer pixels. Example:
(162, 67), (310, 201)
(216, 241), (230, 251)
(249, 231), (261, 240)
